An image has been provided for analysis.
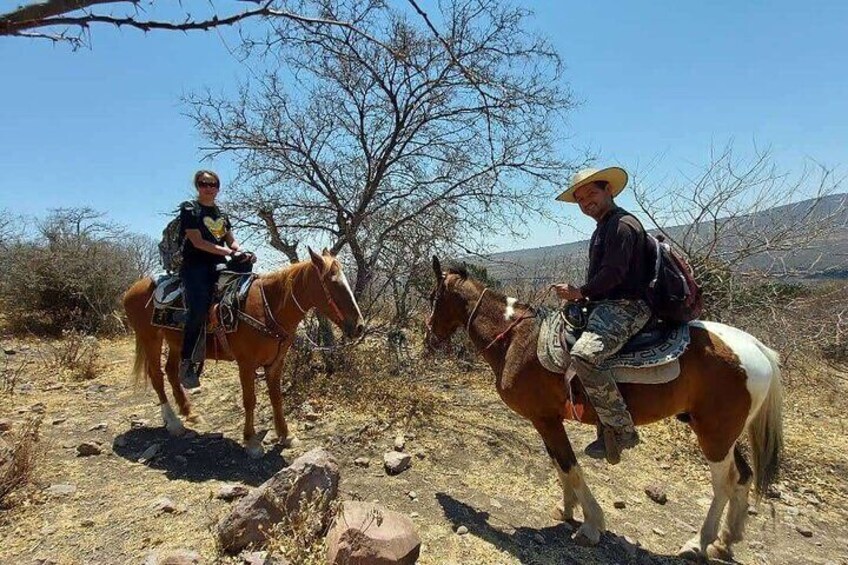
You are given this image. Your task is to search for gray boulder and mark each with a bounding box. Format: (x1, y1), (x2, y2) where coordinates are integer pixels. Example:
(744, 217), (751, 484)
(217, 448), (340, 553)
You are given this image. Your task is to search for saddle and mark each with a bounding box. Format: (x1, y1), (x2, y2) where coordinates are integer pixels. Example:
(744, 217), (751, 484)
(537, 305), (691, 385)
(150, 271), (255, 336)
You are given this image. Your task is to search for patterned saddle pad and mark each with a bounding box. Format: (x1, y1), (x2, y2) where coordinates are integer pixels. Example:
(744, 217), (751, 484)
(150, 271), (255, 333)
(537, 308), (690, 384)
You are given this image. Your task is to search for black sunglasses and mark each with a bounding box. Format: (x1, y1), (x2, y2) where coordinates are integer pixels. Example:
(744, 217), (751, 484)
(197, 180), (219, 188)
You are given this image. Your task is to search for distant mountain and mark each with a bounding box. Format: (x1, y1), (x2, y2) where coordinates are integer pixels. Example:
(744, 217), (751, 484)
(476, 193), (848, 284)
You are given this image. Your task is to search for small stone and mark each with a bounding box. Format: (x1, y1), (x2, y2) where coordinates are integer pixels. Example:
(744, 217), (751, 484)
(748, 507), (758, 516)
(410, 512), (419, 518)
(0, 419), (11, 432)
(384, 451), (412, 475)
(304, 422), (315, 431)
(152, 497), (179, 514)
(138, 443), (161, 463)
(51, 417), (67, 425)
(394, 433), (406, 451)
(490, 498), (502, 509)
(613, 500), (626, 509)
(652, 527), (666, 537)
(414, 449), (426, 460)
(189, 387), (203, 396)
(80, 519), (95, 527)
(131, 419), (149, 429)
(216, 484), (250, 501)
(659, 462), (672, 470)
(88, 422), (108, 431)
(456, 525), (469, 535)
(645, 485), (668, 505)
(76, 441), (103, 457)
(407, 491), (417, 500)
(796, 525), (813, 538)
(353, 457), (370, 467)
(46, 484), (76, 496)
(31, 402), (46, 414)
(303, 412), (321, 421)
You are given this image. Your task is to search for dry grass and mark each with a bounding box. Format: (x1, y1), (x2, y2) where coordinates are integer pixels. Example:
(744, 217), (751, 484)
(0, 416), (44, 508)
(41, 330), (101, 381)
(264, 493), (341, 565)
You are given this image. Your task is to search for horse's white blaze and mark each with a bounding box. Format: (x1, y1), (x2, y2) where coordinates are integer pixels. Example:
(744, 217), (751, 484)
(504, 297), (517, 320)
(332, 269), (363, 320)
(160, 402), (184, 435)
(690, 320), (773, 425)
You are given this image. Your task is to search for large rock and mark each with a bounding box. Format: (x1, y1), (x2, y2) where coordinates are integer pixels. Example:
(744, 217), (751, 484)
(217, 448), (340, 553)
(383, 452), (411, 475)
(326, 501), (421, 565)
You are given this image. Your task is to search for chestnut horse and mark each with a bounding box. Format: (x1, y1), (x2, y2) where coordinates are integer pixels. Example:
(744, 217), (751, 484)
(425, 258), (783, 561)
(123, 248), (364, 458)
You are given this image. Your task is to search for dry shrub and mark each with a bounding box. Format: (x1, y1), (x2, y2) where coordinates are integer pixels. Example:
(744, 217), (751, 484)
(42, 330), (101, 381)
(264, 491), (340, 565)
(1, 350), (30, 395)
(0, 416), (44, 508)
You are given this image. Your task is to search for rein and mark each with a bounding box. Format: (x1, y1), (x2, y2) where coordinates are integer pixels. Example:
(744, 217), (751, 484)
(467, 286), (555, 353)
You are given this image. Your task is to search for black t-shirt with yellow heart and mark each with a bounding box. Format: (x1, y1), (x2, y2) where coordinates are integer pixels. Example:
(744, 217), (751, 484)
(180, 200), (232, 266)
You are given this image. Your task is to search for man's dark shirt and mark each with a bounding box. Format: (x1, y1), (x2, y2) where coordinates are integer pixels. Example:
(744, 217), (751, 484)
(180, 201), (231, 267)
(579, 206), (651, 301)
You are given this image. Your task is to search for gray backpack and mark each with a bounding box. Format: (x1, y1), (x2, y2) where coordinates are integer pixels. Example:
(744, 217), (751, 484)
(158, 201), (198, 273)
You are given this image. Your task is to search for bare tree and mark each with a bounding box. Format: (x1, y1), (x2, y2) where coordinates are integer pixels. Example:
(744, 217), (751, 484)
(188, 0), (576, 302)
(1, 0), (390, 50)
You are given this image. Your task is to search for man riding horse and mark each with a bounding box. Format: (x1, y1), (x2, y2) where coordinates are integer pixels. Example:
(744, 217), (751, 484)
(551, 166), (652, 463)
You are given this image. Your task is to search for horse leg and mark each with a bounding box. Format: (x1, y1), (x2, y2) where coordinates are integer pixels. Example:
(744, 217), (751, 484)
(708, 445), (753, 560)
(142, 334), (185, 437)
(680, 424), (741, 559)
(238, 362), (264, 459)
(163, 346), (191, 429)
(532, 417), (605, 546)
(265, 346), (299, 448)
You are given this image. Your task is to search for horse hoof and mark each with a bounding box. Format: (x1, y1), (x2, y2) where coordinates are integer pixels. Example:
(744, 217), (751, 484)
(245, 444), (265, 459)
(552, 502), (574, 522)
(185, 414), (206, 426)
(678, 538), (706, 561)
(706, 541), (733, 562)
(279, 435), (300, 449)
(572, 523), (600, 546)
(165, 422), (186, 437)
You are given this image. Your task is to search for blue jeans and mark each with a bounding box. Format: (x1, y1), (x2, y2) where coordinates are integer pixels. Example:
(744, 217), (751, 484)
(180, 263), (219, 362)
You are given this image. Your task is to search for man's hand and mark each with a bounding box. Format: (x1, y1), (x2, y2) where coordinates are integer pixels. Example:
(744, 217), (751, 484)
(551, 283), (583, 301)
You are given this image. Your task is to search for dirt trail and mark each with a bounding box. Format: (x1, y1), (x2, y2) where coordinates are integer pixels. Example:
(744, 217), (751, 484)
(1, 338), (846, 564)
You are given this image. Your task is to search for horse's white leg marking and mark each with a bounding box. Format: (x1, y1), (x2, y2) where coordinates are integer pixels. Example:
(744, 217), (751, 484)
(504, 297), (517, 320)
(681, 449), (735, 556)
(160, 402), (185, 436)
(550, 460), (579, 521)
(714, 451), (751, 558)
(555, 464), (604, 545)
(690, 321), (772, 425)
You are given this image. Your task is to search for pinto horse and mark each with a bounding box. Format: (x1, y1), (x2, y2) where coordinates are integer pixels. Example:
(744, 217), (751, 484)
(123, 248), (364, 458)
(425, 258), (783, 561)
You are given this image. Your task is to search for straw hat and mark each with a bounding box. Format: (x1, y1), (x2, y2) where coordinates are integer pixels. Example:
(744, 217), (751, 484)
(556, 166), (628, 203)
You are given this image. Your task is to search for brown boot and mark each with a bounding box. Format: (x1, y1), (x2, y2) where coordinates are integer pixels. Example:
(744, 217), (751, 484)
(585, 424), (640, 465)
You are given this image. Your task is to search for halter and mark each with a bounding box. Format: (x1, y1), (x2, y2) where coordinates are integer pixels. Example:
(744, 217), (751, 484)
(288, 262), (348, 324)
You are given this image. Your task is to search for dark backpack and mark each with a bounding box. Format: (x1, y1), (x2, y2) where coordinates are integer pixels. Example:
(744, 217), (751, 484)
(645, 234), (703, 323)
(158, 201), (198, 273)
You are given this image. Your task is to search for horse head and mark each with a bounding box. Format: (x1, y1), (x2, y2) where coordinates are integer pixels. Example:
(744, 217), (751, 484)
(425, 255), (472, 349)
(307, 247), (365, 339)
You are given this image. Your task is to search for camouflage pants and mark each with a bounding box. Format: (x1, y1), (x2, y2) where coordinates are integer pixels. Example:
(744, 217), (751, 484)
(570, 299), (652, 429)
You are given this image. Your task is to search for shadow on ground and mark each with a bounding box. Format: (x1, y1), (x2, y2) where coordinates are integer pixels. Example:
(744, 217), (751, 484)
(112, 426), (286, 485)
(436, 492), (698, 565)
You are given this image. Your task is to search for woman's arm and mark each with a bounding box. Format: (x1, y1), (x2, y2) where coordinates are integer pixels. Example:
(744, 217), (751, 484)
(185, 229), (232, 257)
(224, 231), (240, 252)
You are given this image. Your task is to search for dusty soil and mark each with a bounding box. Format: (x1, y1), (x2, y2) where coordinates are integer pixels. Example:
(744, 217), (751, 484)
(1, 336), (847, 565)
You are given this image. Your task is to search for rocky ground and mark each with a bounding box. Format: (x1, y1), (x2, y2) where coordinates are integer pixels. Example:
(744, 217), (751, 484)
(1, 336), (847, 564)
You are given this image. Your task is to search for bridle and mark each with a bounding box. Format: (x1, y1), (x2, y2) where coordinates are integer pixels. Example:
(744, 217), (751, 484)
(290, 262), (348, 325)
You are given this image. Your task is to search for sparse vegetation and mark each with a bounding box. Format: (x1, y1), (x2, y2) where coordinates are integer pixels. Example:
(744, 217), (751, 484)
(0, 416), (44, 509)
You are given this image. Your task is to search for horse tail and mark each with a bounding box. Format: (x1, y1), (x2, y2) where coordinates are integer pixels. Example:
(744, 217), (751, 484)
(131, 332), (149, 385)
(747, 342), (784, 498)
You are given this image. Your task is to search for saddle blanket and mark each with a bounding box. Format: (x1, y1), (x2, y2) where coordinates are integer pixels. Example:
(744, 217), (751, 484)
(537, 308), (690, 384)
(150, 271), (255, 333)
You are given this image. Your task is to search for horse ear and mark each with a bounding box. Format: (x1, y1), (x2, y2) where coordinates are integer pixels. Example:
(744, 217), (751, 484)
(432, 255), (443, 281)
(308, 246), (325, 273)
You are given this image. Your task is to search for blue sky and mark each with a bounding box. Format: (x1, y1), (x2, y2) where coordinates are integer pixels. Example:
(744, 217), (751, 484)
(1, 0), (846, 252)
